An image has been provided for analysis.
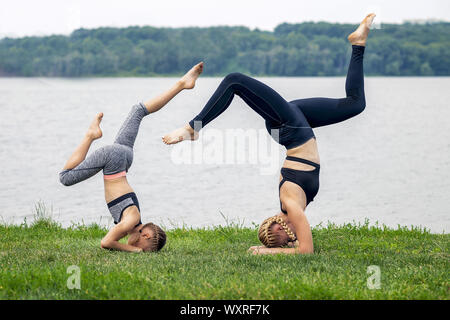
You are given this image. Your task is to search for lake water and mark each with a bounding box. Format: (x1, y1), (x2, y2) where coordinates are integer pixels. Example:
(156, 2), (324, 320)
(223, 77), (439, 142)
(0, 77), (449, 233)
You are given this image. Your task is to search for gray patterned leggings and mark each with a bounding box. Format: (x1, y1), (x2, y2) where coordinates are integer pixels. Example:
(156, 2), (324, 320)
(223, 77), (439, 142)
(59, 103), (149, 186)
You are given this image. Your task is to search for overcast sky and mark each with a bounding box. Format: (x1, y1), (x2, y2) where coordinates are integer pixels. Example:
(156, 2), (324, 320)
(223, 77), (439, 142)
(0, 0), (448, 38)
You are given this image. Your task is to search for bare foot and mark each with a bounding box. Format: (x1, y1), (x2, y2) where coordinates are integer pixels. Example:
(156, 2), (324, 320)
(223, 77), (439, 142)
(179, 62), (204, 89)
(348, 13), (376, 46)
(162, 124), (198, 145)
(86, 112), (103, 140)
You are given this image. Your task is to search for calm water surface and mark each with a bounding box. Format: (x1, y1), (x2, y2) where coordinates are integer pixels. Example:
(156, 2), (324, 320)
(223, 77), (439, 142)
(0, 77), (448, 232)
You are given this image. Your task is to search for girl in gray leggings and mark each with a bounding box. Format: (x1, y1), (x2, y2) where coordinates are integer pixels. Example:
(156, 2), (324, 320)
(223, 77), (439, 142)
(59, 62), (204, 253)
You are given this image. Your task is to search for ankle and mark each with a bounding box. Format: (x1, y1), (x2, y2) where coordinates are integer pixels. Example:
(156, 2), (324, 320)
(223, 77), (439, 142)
(84, 133), (96, 141)
(185, 123), (195, 133)
(175, 80), (185, 90)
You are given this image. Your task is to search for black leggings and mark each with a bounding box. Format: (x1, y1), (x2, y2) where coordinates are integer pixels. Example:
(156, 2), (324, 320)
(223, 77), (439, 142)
(189, 45), (366, 149)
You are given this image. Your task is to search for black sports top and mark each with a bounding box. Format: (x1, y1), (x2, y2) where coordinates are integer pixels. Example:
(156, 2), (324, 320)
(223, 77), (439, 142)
(279, 156), (320, 214)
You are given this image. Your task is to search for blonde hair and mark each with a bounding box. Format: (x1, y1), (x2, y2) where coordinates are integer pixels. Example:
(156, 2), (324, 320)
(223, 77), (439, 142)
(142, 222), (166, 252)
(258, 216), (296, 247)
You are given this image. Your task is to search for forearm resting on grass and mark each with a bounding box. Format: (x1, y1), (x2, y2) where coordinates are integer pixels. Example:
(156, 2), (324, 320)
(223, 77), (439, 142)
(100, 217), (142, 253)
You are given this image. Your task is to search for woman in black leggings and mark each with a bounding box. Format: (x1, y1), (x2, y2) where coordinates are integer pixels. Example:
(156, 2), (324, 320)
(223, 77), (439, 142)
(163, 14), (375, 254)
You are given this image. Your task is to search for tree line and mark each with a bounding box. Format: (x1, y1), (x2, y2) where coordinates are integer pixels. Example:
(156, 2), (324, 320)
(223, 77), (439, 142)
(0, 22), (448, 77)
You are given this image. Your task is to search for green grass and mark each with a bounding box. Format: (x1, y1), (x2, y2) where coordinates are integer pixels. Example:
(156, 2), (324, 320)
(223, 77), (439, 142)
(0, 213), (448, 299)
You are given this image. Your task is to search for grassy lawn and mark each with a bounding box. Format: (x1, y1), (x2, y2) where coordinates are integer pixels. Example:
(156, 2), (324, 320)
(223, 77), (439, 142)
(0, 217), (448, 299)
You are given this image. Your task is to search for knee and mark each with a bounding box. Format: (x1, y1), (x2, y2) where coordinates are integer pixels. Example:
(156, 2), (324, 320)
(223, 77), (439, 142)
(350, 96), (366, 116)
(126, 103), (148, 118)
(356, 98), (366, 114)
(223, 72), (245, 84)
(59, 171), (73, 186)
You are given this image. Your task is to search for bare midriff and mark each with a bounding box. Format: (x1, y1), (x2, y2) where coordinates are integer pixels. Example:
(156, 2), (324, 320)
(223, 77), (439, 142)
(103, 176), (134, 203)
(284, 137), (320, 171)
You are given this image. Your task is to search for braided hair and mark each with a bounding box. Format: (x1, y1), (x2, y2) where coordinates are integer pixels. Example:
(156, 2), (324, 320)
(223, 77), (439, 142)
(142, 222), (166, 252)
(258, 216), (297, 247)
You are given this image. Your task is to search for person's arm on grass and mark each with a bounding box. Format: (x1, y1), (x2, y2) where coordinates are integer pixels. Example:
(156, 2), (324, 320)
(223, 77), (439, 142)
(100, 212), (142, 253)
(251, 199), (314, 255)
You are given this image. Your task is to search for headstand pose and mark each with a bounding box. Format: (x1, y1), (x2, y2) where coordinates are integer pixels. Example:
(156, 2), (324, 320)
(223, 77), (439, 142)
(163, 14), (375, 254)
(59, 62), (204, 252)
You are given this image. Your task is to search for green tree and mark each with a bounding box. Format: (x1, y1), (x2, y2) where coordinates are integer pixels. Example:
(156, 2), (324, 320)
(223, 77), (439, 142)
(0, 22), (448, 76)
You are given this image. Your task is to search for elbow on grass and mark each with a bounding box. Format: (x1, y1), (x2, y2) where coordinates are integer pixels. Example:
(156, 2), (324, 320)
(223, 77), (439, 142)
(100, 238), (112, 250)
(298, 247), (314, 254)
(297, 245), (314, 255)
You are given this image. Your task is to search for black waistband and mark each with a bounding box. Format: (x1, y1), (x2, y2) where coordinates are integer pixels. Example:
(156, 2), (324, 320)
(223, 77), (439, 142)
(107, 192), (137, 208)
(285, 156), (320, 168)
